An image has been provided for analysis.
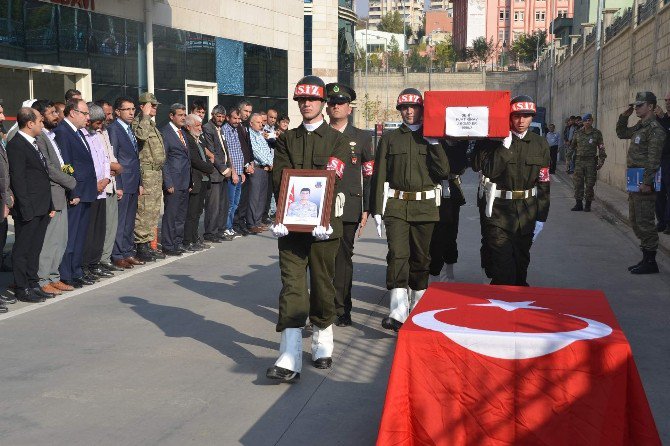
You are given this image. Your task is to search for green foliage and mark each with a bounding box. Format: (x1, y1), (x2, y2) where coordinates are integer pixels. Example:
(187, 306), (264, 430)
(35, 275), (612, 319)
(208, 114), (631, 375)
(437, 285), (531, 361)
(433, 40), (457, 70)
(469, 36), (496, 68)
(387, 36), (404, 71)
(369, 53), (382, 73)
(510, 30), (548, 63)
(408, 47), (429, 72)
(376, 11), (404, 34)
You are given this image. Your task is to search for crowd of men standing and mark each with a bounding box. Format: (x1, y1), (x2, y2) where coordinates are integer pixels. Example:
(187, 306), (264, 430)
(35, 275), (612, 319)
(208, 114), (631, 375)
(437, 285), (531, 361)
(0, 89), (291, 313)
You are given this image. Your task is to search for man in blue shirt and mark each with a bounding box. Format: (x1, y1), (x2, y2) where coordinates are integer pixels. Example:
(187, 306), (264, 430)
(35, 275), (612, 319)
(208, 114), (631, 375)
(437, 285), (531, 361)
(247, 113), (273, 232)
(221, 108), (246, 240)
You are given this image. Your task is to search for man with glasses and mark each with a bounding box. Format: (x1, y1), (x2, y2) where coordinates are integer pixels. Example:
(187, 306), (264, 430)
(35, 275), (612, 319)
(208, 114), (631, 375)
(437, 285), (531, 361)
(567, 113), (606, 212)
(54, 99), (98, 288)
(132, 92), (166, 261)
(108, 97), (144, 269)
(617, 92), (666, 274)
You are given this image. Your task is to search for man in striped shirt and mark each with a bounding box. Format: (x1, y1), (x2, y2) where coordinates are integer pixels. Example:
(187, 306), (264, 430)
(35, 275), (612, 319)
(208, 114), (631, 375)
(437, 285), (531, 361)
(221, 108), (246, 240)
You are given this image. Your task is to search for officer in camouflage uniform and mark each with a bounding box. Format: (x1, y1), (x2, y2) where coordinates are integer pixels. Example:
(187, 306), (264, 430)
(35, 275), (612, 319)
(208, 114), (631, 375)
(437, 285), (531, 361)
(429, 140), (468, 283)
(616, 91), (666, 274)
(266, 76), (350, 383)
(370, 88), (450, 332)
(325, 83), (375, 327)
(568, 113), (606, 212)
(132, 92), (166, 262)
(471, 95), (551, 286)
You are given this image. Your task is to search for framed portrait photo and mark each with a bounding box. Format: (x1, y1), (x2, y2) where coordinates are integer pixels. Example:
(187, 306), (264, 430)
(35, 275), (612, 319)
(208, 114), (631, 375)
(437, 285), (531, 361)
(276, 169), (336, 232)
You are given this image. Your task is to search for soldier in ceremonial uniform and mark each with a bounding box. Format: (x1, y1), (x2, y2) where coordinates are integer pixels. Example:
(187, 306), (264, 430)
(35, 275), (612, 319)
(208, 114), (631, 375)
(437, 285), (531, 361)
(370, 88), (450, 332)
(266, 76), (349, 383)
(132, 92), (166, 261)
(567, 113), (606, 212)
(428, 140), (468, 283)
(325, 83), (374, 327)
(471, 95), (551, 286)
(616, 91), (666, 274)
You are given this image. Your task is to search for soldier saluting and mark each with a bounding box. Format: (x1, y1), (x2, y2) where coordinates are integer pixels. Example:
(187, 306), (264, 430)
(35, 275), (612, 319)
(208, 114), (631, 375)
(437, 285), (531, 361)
(567, 113), (606, 212)
(370, 88), (450, 332)
(266, 76), (349, 383)
(471, 95), (551, 286)
(617, 91), (666, 274)
(325, 83), (374, 327)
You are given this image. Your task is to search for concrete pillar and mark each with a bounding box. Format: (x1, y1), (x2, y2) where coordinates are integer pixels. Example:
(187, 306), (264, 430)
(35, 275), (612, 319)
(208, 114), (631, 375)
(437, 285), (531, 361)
(569, 35), (580, 55)
(145, 0), (154, 93)
(582, 23), (594, 48)
(602, 8), (620, 30)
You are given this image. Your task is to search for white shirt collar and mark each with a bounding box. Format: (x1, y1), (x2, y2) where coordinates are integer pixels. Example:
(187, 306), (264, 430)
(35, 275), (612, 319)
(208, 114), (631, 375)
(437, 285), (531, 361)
(512, 130), (528, 139)
(64, 118), (79, 134)
(303, 119), (324, 132)
(116, 118), (130, 131)
(169, 122), (182, 134)
(18, 130), (36, 146)
(406, 123), (422, 132)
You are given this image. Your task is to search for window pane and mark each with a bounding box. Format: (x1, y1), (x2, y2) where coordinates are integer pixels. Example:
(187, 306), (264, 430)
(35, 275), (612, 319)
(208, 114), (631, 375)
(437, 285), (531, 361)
(153, 25), (185, 90)
(24, 2), (58, 65)
(154, 89), (185, 127)
(0, 67), (29, 120)
(58, 6), (90, 68)
(185, 32), (215, 83)
(0, 0), (27, 62)
(89, 13), (126, 85)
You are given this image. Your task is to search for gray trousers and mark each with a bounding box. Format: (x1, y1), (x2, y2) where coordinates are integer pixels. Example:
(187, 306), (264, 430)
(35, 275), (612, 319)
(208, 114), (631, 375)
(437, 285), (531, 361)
(101, 193), (119, 263)
(204, 181), (229, 236)
(246, 169), (268, 227)
(38, 209), (68, 286)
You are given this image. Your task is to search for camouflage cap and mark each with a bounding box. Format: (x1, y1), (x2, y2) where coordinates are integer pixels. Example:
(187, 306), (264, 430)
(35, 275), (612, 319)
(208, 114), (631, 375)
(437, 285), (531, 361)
(138, 92), (160, 105)
(629, 91), (656, 106)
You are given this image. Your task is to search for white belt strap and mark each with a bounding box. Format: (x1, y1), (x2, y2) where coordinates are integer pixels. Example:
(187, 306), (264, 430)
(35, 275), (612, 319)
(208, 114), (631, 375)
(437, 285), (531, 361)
(388, 188), (436, 201)
(492, 186), (538, 200)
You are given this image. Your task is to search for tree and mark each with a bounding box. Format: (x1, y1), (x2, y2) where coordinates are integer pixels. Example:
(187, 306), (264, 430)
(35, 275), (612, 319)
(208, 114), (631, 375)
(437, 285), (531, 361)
(355, 44), (366, 71)
(470, 36), (496, 69)
(376, 11), (404, 34)
(433, 40), (457, 71)
(510, 30), (548, 64)
(387, 36), (404, 72)
(408, 46), (429, 72)
(369, 53), (382, 73)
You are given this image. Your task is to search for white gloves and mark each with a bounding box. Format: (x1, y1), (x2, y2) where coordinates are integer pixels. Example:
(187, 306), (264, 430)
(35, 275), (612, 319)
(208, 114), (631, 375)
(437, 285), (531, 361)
(424, 137), (439, 145)
(374, 214), (384, 238)
(271, 223), (289, 238)
(533, 221), (544, 242)
(312, 225), (333, 241)
(502, 131), (513, 149)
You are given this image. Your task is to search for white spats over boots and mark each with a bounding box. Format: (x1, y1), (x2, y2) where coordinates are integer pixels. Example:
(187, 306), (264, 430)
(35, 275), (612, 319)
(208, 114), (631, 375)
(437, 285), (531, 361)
(388, 288), (409, 323)
(409, 289), (426, 312)
(311, 325), (334, 369)
(275, 328), (303, 373)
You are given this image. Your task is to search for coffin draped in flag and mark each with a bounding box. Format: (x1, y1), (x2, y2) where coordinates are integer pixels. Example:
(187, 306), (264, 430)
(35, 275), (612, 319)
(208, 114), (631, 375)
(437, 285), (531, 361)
(377, 283), (660, 446)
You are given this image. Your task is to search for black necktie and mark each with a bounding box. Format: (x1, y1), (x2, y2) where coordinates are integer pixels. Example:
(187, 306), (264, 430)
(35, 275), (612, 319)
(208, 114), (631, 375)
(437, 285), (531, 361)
(32, 141), (47, 170)
(78, 129), (91, 153)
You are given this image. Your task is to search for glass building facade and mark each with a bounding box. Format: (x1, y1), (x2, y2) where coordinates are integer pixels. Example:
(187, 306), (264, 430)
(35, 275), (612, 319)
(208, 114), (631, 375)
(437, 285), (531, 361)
(0, 0), (288, 125)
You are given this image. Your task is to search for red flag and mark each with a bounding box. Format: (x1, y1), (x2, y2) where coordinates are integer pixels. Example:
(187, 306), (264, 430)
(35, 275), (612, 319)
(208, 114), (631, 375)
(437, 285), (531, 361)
(287, 184), (295, 208)
(378, 283), (661, 446)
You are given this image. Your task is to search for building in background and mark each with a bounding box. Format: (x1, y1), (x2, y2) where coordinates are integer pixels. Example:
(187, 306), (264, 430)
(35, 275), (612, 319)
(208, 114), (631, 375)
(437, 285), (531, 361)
(425, 9), (453, 43)
(429, 0), (452, 10)
(453, 0), (575, 56)
(368, 0), (425, 35)
(553, 0), (632, 44)
(0, 0), (304, 125)
(355, 29), (408, 53)
(304, 0), (357, 88)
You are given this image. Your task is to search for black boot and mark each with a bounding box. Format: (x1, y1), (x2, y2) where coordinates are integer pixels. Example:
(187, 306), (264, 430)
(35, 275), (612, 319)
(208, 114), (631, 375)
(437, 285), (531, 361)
(136, 243), (156, 262)
(630, 250), (659, 274)
(571, 200), (583, 211)
(584, 200), (592, 212)
(628, 250), (645, 271)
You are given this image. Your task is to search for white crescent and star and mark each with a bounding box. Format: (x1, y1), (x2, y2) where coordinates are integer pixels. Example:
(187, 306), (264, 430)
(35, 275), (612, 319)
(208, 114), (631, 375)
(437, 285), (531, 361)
(411, 299), (613, 360)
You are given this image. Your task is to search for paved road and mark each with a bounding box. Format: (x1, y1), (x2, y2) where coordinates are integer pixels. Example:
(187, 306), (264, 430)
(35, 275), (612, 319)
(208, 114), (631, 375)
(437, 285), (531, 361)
(0, 171), (668, 445)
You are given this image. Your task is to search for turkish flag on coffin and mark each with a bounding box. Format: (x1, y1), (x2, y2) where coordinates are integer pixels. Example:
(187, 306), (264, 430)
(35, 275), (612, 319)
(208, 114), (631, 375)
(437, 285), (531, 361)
(423, 90), (511, 138)
(377, 283), (661, 446)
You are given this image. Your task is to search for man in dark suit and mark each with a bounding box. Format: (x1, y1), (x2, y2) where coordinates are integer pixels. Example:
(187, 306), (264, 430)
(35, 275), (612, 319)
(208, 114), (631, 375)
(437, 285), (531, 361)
(33, 100), (78, 296)
(202, 105), (232, 242)
(234, 100), (254, 235)
(325, 84), (374, 327)
(183, 115), (215, 250)
(7, 108), (54, 303)
(54, 99), (98, 288)
(108, 97), (144, 269)
(160, 104), (191, 256)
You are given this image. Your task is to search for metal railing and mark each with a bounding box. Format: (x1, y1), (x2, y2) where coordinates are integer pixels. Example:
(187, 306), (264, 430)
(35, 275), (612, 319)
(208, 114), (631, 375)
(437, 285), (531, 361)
(585, 30), (596, 46)
(638, 0), (659, 24)
(605, 8), (632, 41)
